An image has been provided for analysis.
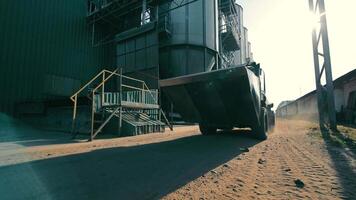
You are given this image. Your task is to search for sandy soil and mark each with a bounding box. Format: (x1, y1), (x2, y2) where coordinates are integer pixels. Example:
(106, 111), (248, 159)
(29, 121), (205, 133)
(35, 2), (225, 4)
(164, 120), (356, 200)
(0, 120), (355, 199)
(0, 125), (200, 167)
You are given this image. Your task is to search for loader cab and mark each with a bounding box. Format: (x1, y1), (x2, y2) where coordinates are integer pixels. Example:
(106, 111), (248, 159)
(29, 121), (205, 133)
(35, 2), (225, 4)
(249, 63), (267, 104)
(260, 68), (266, 96)
(258, 67), (274, 112)
(258, 67), (268, 106)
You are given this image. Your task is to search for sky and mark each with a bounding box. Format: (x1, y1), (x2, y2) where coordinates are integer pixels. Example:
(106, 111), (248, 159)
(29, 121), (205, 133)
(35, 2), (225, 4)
(235, 0), (356, 107)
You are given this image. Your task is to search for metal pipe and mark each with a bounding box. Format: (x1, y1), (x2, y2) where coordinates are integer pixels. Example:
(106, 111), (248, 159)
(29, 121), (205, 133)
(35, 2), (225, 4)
(119, 68), (123, 136)
(102, 71), (105, 106)
(90, 91), (95, 141)
(141, 0), (147, 24)
(71, 95), (78, 135)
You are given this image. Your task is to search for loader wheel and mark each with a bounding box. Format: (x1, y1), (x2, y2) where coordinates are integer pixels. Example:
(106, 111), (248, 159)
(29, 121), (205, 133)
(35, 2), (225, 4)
(199, 124), (217, 135)
(253, 108), (268, 140)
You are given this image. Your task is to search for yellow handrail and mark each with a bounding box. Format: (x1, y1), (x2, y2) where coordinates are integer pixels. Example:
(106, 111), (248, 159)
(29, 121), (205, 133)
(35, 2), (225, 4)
(92, 69), (119, 92)
(105, 70), (145, 84)
(70, 69), (106, 102)
(105, 70), (158, 104)
(71, 67), (162, 138)
(71, 68), (118, 136)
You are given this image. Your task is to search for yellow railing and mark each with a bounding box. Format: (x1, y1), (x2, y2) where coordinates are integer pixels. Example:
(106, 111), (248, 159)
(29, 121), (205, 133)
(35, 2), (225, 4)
(70, 68), (164, 140)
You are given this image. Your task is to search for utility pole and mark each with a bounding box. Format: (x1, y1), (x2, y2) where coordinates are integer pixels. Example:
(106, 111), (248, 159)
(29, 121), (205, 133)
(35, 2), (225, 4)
(308, 0), (337, 131)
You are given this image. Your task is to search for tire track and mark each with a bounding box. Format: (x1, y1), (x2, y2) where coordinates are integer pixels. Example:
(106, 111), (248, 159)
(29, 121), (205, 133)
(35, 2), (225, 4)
(286, 137), (342, 199)
(278, 140), (320, 200)
(164, 120), (355, 200)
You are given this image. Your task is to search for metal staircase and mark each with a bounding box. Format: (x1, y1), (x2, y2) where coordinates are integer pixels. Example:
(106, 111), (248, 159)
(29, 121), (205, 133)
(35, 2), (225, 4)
(219, 0), (241, 52)
(119, 109), (165, 136)
(70, 69), (172, 141)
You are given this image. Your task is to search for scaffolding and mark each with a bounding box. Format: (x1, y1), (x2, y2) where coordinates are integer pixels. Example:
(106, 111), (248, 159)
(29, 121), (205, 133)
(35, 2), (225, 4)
(219, 0), (242, 67)
(86, 0), (200, 47)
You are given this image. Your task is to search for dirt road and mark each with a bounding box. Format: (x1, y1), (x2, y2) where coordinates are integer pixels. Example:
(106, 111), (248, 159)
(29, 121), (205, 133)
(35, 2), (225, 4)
(164, 120), (356, 200)
(0, 120), (355, 199)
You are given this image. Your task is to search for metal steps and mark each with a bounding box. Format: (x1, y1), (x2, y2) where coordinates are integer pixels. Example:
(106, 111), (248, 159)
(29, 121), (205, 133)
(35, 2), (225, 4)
(70, 69), (173, 141)
(119, 110), (165, 135)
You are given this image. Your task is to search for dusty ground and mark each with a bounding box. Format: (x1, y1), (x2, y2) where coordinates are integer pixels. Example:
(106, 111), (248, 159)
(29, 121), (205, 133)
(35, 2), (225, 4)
(164, 121), (356, 200)
(0, 118), (355, 199)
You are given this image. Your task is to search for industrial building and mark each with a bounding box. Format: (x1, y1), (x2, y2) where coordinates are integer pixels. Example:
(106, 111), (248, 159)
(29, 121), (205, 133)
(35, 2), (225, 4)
(0, 0), (255, 139)
(276, 69), (356, 124)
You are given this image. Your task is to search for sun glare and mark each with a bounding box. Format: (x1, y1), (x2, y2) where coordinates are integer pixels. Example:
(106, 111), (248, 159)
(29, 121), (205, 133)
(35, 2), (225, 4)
(307, 12), (321, 30)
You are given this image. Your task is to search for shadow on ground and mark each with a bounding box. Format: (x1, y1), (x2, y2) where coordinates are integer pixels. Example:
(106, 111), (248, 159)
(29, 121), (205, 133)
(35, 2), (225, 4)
(0, 123), (80, 147)
(0, 113), (74, 147)
(321, 130), (356, 199)
(0, 129), (260, 200)
(0, 113), (101, 147)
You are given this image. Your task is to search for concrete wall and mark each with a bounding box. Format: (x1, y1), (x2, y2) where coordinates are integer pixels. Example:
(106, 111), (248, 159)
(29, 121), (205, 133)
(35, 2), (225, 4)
(334, 88), (345, 112)
(276, 71), (356, 122)
(343, 79), (356, 106)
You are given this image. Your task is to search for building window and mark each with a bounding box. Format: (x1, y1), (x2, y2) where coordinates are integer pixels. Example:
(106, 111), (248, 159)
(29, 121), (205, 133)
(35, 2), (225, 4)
(141, 8), (151, 25)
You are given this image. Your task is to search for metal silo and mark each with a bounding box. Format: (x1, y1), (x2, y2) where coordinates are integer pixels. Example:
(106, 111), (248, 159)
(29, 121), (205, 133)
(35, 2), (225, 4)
(235, 3), (244, 65)
(248, 41), (252, 61)
(242, 27), (249, 63)
(159, 0), (219, 79)
(236, 4), (244, 38)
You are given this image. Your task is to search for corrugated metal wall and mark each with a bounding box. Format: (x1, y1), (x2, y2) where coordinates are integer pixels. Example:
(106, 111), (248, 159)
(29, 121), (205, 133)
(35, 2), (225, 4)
(0, 0), (114, 114)
(116, 24), (159, 74)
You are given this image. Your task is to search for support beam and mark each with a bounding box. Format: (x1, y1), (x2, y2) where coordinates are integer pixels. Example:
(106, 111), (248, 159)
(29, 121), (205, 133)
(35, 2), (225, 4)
(141, 0), (147, 24)
(158, 0), (199, 16)
(309, 0), (337, 131)
(318, 0), (337, 131)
